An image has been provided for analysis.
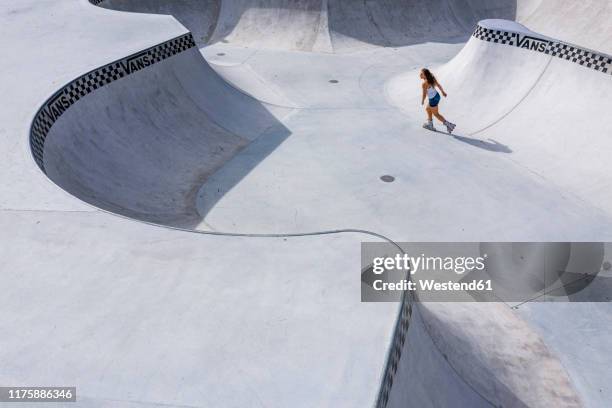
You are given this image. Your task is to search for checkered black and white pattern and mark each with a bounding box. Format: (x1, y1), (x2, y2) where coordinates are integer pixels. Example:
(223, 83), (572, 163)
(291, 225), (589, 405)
(547, 42), (612, 74)
(66, 63), (125, 101)
(30, 33), (196, 172)
(89, 0), (104, 6)
(472, 25), (516, 45)
(150, 34), (197, 63)
(376, 291), (413, 408)
(472, 23), (612, 76)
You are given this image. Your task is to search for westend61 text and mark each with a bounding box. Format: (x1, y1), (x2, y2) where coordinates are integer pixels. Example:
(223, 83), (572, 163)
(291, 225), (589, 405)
(372, 279), (493, 292)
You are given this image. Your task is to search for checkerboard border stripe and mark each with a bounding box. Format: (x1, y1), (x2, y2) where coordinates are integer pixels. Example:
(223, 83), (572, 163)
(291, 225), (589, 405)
(30, 33), (196, 172)
(472, 23), (612, 76)
(375, 290), (413, 408)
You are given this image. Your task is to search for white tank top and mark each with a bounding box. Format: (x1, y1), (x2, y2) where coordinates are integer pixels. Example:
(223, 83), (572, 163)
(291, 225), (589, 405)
(427, 85), (438, 99)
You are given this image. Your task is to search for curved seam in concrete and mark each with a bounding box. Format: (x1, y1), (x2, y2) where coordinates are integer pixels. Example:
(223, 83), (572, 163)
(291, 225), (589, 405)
(207, 61), (303, 109)
(204, 1), (222, 43)
(445, 0), (474, 33)
(415, 304), (498, 407)
(363, 0), (390, 48)
(469, 54), (553, 136)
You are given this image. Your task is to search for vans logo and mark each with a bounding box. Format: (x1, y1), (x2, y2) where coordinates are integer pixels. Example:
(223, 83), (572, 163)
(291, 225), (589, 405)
(516, 35), (550, 52)
(119, 51), (152, 75)
(40, 91), (71, 123)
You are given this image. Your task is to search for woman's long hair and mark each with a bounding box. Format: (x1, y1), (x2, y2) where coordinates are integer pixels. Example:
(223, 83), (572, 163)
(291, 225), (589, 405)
(422, 68), (436, 86)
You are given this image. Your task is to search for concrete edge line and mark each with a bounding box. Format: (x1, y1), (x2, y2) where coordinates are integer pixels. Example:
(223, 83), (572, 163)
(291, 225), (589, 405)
(29, 32), (197, 172)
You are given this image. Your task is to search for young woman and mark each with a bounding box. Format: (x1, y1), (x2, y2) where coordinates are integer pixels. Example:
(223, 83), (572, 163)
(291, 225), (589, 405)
(420, 68), (456, 133)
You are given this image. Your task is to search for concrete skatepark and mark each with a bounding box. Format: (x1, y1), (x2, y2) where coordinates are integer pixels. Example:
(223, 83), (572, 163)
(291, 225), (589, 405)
(2, 0), (612, 406)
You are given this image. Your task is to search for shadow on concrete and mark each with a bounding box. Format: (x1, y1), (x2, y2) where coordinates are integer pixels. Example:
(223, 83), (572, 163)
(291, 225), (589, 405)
(453, 134), (513, 153)
(195, 128), (289, 224)
(43, 48), (291, 230)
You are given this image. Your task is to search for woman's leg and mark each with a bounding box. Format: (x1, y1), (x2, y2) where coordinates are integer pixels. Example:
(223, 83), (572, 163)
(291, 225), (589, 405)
(432, 106), (456, 133)
(431, 106), (446, 123)
(425, 106), (433, 121)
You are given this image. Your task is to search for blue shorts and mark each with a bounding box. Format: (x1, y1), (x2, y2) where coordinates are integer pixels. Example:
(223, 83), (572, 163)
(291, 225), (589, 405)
(428, 93), (441, 107)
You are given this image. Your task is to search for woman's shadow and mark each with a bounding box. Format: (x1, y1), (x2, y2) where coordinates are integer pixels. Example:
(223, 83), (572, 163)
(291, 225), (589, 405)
(434, 130), (512, 153)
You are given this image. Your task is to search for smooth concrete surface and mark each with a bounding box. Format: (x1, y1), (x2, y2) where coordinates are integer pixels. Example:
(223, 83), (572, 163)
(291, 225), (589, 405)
(2, 0), (612, 407)
(518, 303), (612, 408)
(388, 303), (581, 408)
(0, 211), (396, 407)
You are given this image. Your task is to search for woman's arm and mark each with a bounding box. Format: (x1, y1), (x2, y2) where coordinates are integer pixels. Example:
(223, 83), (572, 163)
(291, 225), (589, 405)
(421, 83), (427, 105)
(435, 81), (448, 97)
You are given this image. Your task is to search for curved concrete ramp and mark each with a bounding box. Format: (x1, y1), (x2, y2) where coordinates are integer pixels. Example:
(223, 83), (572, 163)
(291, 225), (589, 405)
(387, 19), (612, 220)
(94, 0), (612, 53)
(210, 0), (332, 52)
(96, 0), (612, 54)
(386, 303), (581, 408)
(43, 44), (292, 228)
(444, 20), (612, 217)
(94, 0), (517, 52)
(99, 0), (221, 47)
(327, 0), (516, 52)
